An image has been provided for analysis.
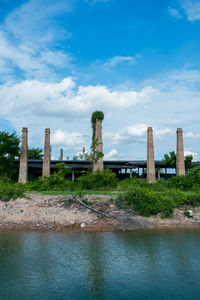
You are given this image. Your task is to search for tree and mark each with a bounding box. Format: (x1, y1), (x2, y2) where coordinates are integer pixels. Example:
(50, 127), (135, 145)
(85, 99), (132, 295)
(0, 130), (20, 180)
(162, 151), (193, 171)
(73, 152), (92, 161)
(28, 147), (43, 159)
(185, 155), (193, 171)
(163, 151), (176, 168)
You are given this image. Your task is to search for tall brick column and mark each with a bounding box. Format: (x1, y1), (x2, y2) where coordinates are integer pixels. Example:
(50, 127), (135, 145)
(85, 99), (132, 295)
(176, 128), (185, 176)
(18, 127), (28, 183)
(93, 119), (104, 171)
(82, 147), (86, 160)
(59, 148), (63, 161)
(147, 127), (156, 183)
(42, 128), (50, 178)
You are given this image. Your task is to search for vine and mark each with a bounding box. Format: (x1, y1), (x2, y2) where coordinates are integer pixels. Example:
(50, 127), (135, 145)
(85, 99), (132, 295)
(91, 111), (104, 164)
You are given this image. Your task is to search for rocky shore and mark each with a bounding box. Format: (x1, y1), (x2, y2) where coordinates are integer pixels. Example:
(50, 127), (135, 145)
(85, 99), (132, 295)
(0, 193), (200, 231)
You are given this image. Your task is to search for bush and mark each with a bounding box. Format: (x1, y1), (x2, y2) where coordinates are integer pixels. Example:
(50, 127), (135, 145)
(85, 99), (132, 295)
(0, 181), (25, 201)
(76, 169), (118, 190)
(116, 187), (196, 218)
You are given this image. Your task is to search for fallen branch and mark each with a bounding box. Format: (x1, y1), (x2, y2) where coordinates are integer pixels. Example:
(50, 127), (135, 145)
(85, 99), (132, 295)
(63, 196), (115, 218)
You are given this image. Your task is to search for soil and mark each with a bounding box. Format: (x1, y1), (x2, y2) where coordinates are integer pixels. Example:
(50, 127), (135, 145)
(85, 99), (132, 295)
(0, 193), (200, 231)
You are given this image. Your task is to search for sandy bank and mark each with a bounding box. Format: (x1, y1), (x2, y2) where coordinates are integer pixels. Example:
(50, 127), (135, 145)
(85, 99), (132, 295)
(0, 193), (200, 231)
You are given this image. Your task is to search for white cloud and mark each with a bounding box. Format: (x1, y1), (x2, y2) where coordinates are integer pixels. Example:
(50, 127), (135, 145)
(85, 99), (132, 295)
(169, 0), (200, 22)
(86, 0), (111, 5)
(0, 0), (74, 82)
(104, 124), (173, 145)
(51, 129), (84, 147)
(0, 77), (156, 127)
(104, 55), (137, 69)
(184, 150), (198, 160)
(104, 149), (119, 160)
(182, 0), (200, 22)
(184, 132), (200, 139)
(168, 7), (182, 19)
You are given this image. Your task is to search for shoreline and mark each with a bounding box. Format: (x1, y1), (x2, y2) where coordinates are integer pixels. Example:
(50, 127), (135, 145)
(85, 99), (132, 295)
(0, 193), (200, 232)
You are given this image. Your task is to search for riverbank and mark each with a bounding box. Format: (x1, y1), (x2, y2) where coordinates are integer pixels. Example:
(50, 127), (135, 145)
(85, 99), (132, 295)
(0, 193), (200, 231)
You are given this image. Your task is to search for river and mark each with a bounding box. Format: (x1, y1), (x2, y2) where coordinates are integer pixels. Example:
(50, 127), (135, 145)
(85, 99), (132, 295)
(0, 229), (200, 299)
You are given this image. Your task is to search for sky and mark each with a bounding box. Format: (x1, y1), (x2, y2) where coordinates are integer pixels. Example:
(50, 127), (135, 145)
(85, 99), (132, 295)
(0, 0), (200, 161)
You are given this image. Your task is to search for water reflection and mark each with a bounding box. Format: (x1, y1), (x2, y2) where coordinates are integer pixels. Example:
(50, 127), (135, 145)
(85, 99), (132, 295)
(0, 230), (200, 299)
(85, 234), (106, 299)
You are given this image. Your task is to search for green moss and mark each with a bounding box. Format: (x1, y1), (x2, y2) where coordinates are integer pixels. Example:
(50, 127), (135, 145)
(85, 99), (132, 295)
(91, 111), (104, 164)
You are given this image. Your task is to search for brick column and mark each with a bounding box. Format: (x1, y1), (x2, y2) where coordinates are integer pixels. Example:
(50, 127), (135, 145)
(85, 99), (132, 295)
(176, 128), (185, 176)
(59, 148), (63, 161)
(147, 127), (156, 183)
(93, 119), (104, 171)
(18, 127), (28, 183)
(42, 128), (50, 178)
(82, 147), (86, 160)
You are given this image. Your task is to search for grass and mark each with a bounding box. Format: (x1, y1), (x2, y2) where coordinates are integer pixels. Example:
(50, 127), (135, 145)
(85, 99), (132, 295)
(37, 190), (121, 197)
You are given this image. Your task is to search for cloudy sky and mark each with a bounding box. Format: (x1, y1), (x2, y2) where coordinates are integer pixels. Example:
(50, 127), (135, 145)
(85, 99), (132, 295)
(0, 0), (200, 160)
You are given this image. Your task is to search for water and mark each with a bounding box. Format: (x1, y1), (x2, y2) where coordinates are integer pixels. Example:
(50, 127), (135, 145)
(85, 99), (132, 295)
(0, 230), (200, 300)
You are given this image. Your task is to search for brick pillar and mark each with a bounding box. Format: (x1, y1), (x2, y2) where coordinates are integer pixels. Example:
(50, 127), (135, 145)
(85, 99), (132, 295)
(93, 119), (104, 171)
(147, 127), (156, 183)
(176, 128), (185, 176)
(42, 128), (50, 178)
(82, 147), (86, 160)
(18, 127), (28, 183)
(59, 148), (63, 161)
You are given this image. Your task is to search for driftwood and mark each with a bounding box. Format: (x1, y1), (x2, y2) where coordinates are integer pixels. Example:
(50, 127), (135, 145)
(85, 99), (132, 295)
(63, 196), (115, 218)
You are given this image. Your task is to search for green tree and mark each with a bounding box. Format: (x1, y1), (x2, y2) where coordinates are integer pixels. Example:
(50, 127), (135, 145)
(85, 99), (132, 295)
(0, 131), (20, 180)
(28, 147), (43, 159)
(163, 151), (176, 168)
(185, 155), (193, 171)
(163, 151), (193, 171)
(73, 152), (92, 161)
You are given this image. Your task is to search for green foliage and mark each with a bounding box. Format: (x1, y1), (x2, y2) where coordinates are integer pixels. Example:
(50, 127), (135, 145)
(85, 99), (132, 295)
(26, 163), (73, 191)
(163, 151), (176, 168)
(0, 131), (20, 180)
(73, 152), (92, 161)
(28, 147), (43, 159)
(162, 151), (193, 171)
(76, 169), (117, 190)
(185, 155), (193, 171)
(0, 181), (25, 201)
(91, 111), (104, 164)
(115, 168), (200, 217)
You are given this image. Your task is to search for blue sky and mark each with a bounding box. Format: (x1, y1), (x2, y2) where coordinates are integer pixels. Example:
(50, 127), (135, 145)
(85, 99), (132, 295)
(0, 0), (200, 160)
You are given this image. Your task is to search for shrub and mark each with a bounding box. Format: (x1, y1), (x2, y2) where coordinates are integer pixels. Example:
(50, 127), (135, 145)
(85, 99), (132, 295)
(0, 181), (25, 201)
(76, 169), (118, 190)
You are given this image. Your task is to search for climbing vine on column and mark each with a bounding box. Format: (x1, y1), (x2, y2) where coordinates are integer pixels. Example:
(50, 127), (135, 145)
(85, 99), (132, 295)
(91, 111), (104, 164)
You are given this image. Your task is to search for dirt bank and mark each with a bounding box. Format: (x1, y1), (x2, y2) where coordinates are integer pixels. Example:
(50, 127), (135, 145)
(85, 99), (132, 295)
(0, 193), (200, 231)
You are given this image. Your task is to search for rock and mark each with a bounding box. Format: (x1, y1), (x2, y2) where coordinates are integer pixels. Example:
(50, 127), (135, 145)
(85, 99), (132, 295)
(35, 223), (40, 227)
(188, 210), (194, 217)
(20, 209), (23, 213)
(80, 223), (86, 228)
(70, 221), (76, 225)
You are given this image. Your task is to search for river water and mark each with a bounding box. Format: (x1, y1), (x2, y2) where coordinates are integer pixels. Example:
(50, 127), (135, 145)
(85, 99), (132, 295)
(0, 230), (200, 300)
